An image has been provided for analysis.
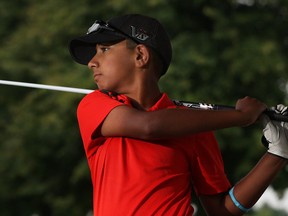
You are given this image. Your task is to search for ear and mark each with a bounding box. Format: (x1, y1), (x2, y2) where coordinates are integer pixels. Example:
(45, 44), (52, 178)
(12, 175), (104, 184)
(134, 44), (150, 69)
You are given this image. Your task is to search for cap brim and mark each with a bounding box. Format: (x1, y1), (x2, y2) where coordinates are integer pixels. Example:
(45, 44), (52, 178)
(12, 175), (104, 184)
(69, 30), (125, 65)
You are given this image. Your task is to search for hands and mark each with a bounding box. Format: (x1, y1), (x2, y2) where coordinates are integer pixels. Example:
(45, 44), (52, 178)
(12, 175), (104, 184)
(261, 104), (288, 159)
(235, 96), (267, 126)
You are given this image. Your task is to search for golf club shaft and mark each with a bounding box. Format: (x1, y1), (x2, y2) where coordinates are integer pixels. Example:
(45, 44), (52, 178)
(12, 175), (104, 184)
(1, 79), (286, 122)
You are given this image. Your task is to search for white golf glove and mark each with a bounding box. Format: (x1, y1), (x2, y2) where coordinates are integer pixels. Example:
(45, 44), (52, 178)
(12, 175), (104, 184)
(261, 104), (288, 159)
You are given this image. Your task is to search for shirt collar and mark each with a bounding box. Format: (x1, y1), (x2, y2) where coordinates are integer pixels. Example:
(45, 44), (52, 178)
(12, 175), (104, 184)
(148, 93), (176, 111)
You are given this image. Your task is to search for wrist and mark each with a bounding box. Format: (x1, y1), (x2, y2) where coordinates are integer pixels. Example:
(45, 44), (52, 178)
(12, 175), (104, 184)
(266, 151), (288, 161)
(234, 110), (255, 127)
(229, 187), (251, 213)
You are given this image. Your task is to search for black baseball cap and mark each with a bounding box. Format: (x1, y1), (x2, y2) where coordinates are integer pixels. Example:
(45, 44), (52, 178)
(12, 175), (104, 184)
(69, 14), (172, 75)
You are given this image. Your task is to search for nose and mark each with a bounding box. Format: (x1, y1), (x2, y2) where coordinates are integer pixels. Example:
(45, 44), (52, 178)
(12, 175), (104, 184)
(88, 54), (99, 69)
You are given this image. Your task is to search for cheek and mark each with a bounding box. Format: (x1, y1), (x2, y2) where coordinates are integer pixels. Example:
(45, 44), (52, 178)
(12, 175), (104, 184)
(109, 55), (134, 75)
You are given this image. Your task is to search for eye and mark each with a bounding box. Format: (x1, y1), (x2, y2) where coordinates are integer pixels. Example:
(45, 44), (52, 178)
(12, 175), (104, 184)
(100, 46), (110, 53)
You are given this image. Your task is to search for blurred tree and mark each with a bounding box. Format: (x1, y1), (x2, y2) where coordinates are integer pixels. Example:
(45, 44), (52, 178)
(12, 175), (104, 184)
(250, 205), (288, 216)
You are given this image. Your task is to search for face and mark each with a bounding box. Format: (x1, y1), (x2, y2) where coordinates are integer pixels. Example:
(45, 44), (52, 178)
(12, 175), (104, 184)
(88, 40), (136, 93)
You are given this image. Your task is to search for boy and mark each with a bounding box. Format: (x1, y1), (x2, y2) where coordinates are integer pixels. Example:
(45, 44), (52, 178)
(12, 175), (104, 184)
(69, 14), (288, 215)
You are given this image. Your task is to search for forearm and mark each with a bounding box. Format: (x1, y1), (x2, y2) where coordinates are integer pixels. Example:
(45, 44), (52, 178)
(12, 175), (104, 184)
(224, 153), (287, 215)
(100, 96), (265, 139)
(145, 108), (255, 139)
(201, 153), (287, 216)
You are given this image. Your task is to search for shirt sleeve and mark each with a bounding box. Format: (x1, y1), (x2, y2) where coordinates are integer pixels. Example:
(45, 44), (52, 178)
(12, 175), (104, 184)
(77, 90), (127, 157)
(187, 132), (231, 196)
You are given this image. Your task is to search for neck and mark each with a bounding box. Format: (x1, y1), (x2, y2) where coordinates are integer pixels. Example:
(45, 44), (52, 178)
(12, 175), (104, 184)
(124, 73), (162, 110)
(128, 84), (162, 110)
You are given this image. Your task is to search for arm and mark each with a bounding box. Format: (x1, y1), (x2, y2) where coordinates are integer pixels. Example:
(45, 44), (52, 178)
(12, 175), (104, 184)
(200, 106), (288, 215)
(100, 96), (266, 139)
(199, 153), (287, 216)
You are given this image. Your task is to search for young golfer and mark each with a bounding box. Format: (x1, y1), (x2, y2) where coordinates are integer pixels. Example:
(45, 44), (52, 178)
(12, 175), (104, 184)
(69, 14), (288, 216)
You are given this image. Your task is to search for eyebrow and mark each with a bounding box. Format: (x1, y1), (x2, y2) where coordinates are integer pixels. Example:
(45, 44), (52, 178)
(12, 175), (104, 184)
(98, 39), (125, 46)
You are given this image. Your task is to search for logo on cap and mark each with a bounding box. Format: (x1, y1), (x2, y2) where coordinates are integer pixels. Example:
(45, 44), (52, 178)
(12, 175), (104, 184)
(130, 26), (149, 41)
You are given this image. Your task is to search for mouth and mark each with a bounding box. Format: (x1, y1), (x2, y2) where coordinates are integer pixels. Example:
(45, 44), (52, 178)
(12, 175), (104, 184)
(93, 73), (101, 80)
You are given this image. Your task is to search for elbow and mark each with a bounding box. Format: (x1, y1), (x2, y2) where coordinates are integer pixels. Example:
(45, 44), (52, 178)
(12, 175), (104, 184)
(139, 114), (162, 140)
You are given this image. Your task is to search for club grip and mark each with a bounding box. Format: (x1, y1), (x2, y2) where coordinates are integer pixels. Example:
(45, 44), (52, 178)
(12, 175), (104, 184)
(213, 105), (288, 122)
(174, 100), (288, 122)
(264, 110), (288, 122)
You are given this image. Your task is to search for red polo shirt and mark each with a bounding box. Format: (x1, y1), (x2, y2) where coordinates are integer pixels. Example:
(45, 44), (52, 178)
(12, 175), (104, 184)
(77, 90), (231, 216)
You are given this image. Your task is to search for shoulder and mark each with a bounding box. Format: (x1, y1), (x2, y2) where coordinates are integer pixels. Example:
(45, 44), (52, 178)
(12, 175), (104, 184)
(78, 90), (103, 106)
(79, 89), (110, 103)
(79, 90), (130, 108)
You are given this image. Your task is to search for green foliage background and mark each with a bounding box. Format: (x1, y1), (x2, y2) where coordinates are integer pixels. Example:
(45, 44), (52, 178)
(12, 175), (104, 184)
(0, 0), (288, 215)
